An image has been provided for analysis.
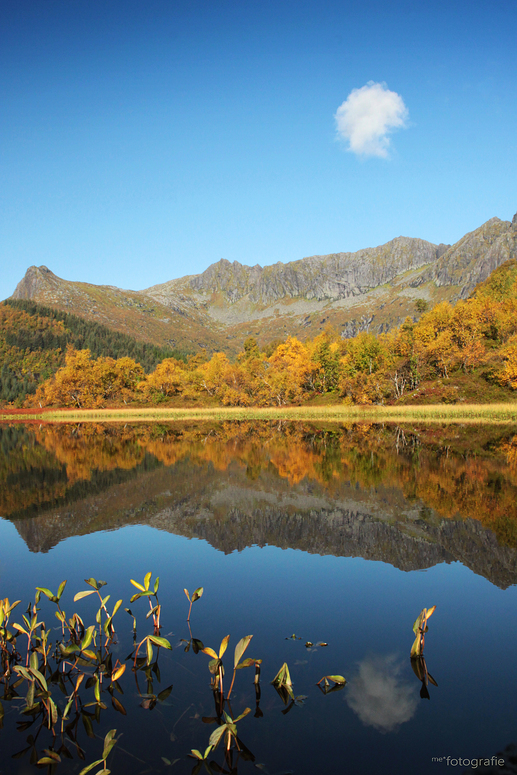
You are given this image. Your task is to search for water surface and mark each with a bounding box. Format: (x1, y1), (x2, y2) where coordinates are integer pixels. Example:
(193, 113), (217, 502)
(1, 421), (517, 775)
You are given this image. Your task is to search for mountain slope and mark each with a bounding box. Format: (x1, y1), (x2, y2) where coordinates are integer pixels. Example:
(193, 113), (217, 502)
(10, 213), (517, 350)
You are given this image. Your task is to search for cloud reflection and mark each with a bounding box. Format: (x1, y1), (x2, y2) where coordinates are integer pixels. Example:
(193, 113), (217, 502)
(346, 654), (418, 733)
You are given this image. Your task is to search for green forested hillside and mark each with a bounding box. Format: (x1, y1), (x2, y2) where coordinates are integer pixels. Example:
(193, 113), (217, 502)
(0, 300), (187, 404)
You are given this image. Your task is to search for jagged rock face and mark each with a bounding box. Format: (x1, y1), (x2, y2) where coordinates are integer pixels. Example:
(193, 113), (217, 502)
(420, 217), (517, 297)
(189, 237), (442, 304)
(12, 265), (61, 299)
(9, 212), (517, 349)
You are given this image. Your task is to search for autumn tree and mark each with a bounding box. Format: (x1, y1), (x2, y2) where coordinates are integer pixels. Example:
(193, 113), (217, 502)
(140, 358), (186, 402)
(262, 337), (315, 405)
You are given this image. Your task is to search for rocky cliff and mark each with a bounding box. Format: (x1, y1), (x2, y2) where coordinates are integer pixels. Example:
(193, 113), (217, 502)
(10, 212), (517, 350)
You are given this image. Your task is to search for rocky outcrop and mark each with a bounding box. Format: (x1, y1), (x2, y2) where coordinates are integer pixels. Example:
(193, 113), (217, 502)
(418, 217), (517, 298)
(8, 212), (517, 349)
(12, 265), (61, 299)
(188, 237), (442, 305)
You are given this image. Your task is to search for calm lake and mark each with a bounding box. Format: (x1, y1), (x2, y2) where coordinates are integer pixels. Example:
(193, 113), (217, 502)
(1, 420), (517, 775)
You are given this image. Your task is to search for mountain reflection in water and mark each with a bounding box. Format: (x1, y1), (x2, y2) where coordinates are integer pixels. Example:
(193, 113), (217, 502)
(2, 421), (517, 587)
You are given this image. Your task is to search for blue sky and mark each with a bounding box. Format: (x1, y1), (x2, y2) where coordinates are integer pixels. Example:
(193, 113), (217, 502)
(1, 0), (516, 301)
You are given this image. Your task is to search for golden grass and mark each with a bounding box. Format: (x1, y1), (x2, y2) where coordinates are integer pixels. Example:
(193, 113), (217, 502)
(2, 403), (517, 424)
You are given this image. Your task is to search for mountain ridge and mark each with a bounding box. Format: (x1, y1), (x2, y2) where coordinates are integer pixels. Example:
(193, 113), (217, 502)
(10, 213), (517, 352)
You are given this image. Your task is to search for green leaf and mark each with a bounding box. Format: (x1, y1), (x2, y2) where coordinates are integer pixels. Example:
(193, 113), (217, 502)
(35, 587), (54, 600)
(236, 657), (255, 669)
(192, 586), (204, 602)
(190, 750), (203, 760)
(149, 635), (172, 650)
(63, 695), (74, 720)
(12, 623), (29, 636)
(49, 697), (58, 726)
(234, 635), (253, 669)
(326, 675), (346, 684)
(38, 754), (62, 765)
(413, 609), (425, 635)
(271, 662), (292, 687)
(94, 676), (101, 703)
(81, 625), (96, 652)
(100, 595), (110, 607)
(233, 707), (251, 723)
(78, 759), (104, 775)
(130, 579), (145, 592)
(428, 672), (438, 687)
(410, 657), (425, 681)
(183, 588), (191, 602)
(208, 724), (227, 749)
(74, 590), (96, 602)
(202, 647), (218, 660)
(157, 685), (173, 703)
(426, 605), (437, 619)
(82, 713), (95, 739)
(30, 667), (48, 692)
(146, 638), (153, 665)
(208, 658), (219, 675)
(144, 572), (152, 591)
(112, 696), (126, 715)
(13, 665), (33, 681)
(153, 577), (160, 594)
(84, 578), (99, 590)
(219, 634), (230, 659)
(57, 580), (67, 601)
(102, 729), (117, 760)
(410, 634), (422, 658)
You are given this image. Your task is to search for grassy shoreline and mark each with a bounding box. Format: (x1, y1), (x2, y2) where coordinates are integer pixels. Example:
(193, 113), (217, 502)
(2, 403), (517, 423)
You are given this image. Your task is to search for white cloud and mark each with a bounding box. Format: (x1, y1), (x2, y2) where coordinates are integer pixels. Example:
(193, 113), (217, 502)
(346, 654), (418, 733)
(335, 81), (409, 158)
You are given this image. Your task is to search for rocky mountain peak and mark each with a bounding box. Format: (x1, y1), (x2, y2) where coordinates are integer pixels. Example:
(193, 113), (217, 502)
(12, 265), (59, 300)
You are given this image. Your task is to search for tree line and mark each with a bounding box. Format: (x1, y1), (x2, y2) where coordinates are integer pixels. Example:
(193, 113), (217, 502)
(27, 258), (517, 408)
(0, 299), (186, 404)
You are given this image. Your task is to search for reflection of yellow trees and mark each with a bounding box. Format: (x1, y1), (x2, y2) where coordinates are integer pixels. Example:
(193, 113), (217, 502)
(34, 425), (146, 482)
(4, 422), (517, 545)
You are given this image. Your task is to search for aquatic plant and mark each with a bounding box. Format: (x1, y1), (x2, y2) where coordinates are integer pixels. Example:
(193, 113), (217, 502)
(271, 662), (294, 703)
(184, 586), (204, 622)
(78, 728), (118, 774)
(316, 675), (347, 694)
(411, 605), (436, 658)
(130, 571), (162, 630)
(202, 634), (230, 696)
(411, 655), (438, 700)
(1, 573), (355, 774)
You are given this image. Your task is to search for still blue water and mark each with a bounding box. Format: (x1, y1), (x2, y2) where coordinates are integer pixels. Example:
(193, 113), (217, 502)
(1, 422), (517, 775)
